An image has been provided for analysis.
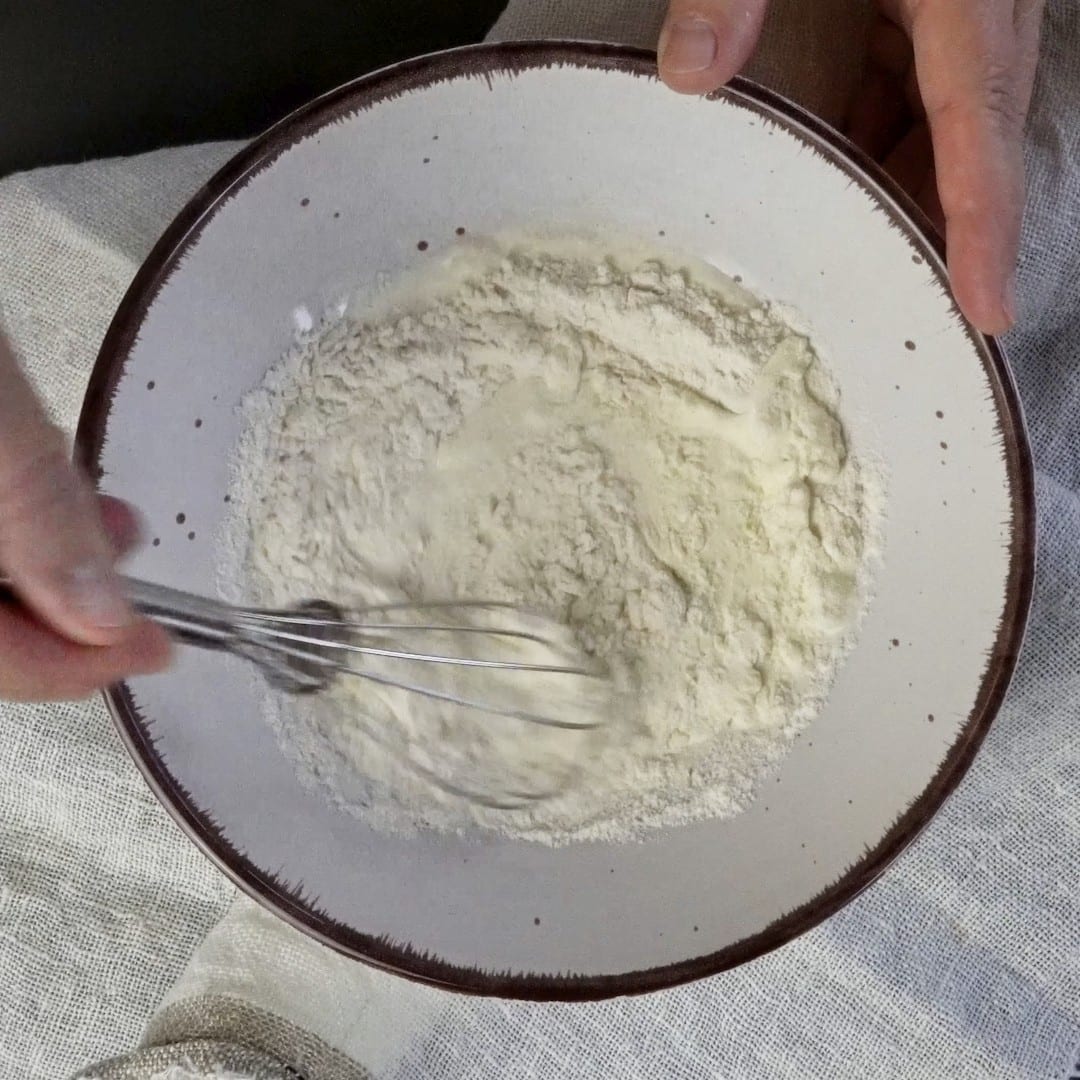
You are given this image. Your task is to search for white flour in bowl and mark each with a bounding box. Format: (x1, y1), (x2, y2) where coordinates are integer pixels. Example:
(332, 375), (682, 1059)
(221, 235), (884, 845)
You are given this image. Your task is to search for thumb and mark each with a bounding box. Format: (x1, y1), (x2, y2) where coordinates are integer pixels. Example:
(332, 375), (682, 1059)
(0, 335), (132, 646)
(658, 0), (770, 94)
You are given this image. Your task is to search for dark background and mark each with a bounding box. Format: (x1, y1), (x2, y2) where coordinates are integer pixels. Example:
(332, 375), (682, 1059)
(0, 1), (506, 177)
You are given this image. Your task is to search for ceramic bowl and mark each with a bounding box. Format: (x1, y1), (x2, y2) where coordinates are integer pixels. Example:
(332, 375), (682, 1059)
(77, 43), (1034, 999)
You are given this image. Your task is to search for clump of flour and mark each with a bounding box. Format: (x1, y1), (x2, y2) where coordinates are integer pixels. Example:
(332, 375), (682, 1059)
(221, 235), (883, 845)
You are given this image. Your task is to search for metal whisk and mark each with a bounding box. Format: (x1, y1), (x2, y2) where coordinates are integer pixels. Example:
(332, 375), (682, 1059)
(110, 578), (607, 731)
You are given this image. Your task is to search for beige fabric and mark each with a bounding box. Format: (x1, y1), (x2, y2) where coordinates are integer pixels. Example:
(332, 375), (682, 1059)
(143, 897), (446, 1079)
(75, 1040), (293, 1080)
(145, 997), (370, 1080)
(0, 146), (243, 1079)
(1, 1), (1078, 1078)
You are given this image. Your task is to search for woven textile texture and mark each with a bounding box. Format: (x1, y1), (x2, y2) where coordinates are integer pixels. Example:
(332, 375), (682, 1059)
(1, 2), (1077, 1078)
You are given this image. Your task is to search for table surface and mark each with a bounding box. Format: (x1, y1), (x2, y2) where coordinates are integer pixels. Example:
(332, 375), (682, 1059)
(0, 0), (505, 177)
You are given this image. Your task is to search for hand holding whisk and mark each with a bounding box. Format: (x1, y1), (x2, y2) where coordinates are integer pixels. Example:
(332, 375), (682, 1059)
(10, 576), (611, 733)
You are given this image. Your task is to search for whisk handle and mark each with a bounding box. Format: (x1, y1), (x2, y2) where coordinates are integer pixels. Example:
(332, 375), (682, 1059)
(0, 573), (237, 652)
(120, 577), (238, 651)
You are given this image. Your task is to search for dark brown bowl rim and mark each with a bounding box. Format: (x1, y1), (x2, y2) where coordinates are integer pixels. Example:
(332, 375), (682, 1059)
(76, 41), (1036, 1002)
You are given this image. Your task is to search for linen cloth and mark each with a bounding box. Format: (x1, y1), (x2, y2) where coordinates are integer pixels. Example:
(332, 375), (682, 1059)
(0, 1), (1077, 1077)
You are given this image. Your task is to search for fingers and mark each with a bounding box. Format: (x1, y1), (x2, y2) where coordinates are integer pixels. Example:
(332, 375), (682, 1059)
(0, 333), (173, 700)
(0, 602), (171, 701)
(0, 335), (133, 646)
(98, 495), (143, 557)
(907, 0), (1040, 335)
(658, 0), (770, 94)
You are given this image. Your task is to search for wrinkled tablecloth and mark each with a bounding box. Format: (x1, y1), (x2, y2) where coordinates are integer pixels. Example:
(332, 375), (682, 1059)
(1, 1), (1078, 1077)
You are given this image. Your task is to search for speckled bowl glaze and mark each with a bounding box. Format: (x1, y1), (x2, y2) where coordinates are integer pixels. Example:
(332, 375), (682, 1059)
(78, 43), (1034, 999)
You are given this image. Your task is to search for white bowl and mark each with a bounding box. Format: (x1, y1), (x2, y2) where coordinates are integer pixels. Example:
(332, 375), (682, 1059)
(78, 43), (1034, 998)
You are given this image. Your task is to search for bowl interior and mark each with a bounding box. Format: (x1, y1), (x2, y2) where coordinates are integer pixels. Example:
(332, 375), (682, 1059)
(83, 45), (1030, 996)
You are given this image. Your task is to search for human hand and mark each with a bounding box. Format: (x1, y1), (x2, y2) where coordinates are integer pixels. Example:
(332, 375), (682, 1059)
(657, 0), (1045, 336)
(0, 332), (171, 701)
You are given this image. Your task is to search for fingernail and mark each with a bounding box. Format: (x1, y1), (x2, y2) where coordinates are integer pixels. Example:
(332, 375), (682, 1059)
(661, 17), (718, 75)
(1002, 270), (1018, 327)
(68, 563), (131, 630)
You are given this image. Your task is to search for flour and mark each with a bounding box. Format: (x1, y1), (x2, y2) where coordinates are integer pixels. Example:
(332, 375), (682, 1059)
(221, 235), (883, 844)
